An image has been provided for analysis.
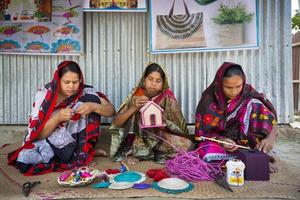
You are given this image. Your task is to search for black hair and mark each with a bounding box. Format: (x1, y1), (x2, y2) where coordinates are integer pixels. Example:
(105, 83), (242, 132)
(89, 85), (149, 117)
(144, 63), (166, 82)
(223, 65), (243, 78)
(58, 61), (81, 79)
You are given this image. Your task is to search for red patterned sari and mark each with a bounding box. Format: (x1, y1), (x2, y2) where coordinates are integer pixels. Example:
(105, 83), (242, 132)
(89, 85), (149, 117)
(8, 61), (108, 175)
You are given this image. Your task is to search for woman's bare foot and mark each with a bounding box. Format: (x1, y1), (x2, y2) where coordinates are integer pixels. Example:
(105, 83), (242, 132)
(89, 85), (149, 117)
(94, 148), (107, 157)
(268, 153), (278, 173)
(269, 161), (279, 173)
(127, 156), (139, 165)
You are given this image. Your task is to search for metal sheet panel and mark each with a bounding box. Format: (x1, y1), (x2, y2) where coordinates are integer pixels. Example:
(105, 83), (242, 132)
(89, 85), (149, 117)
(292, 33), (300, 113)
(0, 0), (293, 124)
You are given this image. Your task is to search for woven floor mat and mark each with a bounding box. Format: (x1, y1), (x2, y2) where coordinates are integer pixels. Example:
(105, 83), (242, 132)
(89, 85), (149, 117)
(0, 144), (299, 199)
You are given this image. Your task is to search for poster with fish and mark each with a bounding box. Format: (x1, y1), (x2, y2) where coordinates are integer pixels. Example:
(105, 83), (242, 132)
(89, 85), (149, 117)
(23, 22), (51, 52)
(51, 0), (82, 53)
(82, 0), (147, 12)
(0, 22), (22, 52)
(0, 0), (82, 55)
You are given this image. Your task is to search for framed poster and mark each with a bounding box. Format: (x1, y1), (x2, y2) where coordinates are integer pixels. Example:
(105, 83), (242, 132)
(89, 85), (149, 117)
(82, 0), (147, 12)
(0, 0), (83, 55)
(150, 0), (258, 54)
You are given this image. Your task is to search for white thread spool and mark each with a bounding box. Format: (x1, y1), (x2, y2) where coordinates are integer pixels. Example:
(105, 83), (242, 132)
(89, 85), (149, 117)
(226, 159), (245, 187)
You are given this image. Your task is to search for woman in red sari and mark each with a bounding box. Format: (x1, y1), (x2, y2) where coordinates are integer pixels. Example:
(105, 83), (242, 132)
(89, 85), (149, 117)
(195, 62), (278, 166)
(8, 61), (115, 175)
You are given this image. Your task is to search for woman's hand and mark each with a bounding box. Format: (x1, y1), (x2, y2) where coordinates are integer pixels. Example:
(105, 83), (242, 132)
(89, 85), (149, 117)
(256, 125), (277, 153)
(221, 138), (239, 152)
(55, 108), (74, 122)
(37, 108), (74, 139)
(256, 135), (276, 153)
(132, 95), (149, 110)
(76, 102), (97, 117)
(112, 95), (148, 127)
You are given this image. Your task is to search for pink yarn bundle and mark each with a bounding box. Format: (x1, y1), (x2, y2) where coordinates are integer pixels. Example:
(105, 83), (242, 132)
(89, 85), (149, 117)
(142, 129), (224, 182)
(165, 148), (223, 181)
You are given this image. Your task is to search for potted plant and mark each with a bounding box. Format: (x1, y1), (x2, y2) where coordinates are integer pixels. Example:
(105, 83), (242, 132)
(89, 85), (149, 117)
(212, 3), (254, 46)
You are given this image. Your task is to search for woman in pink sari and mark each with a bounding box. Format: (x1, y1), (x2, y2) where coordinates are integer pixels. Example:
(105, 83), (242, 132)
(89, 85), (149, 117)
(195, 62), (278, 166)
(8, 61), (115, 175)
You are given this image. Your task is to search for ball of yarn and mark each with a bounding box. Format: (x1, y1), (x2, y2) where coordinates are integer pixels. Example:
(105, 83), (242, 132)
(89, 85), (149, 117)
(146, 169), (169, 181)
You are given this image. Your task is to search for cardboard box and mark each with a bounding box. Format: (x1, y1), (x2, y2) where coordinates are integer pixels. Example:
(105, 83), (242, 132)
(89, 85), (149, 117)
(235, 149), (269, 181)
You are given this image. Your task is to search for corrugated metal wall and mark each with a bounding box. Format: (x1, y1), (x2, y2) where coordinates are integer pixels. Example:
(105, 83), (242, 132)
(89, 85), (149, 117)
(0, 0), (293, 124)
(292, 32), (300, 113)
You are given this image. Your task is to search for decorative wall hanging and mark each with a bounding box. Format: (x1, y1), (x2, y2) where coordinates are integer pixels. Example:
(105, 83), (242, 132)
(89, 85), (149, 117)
(0, 0), (83, 55)
(0, 0), (52, 22)
(150, 0), (258, 54)
(155, 0), (206, 50)
(82, 0), (147, 12)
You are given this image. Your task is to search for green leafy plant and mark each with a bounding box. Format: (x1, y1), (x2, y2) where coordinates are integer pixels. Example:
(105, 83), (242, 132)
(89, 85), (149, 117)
(212, 3), (254, 24)
(292, 9), (300, 30)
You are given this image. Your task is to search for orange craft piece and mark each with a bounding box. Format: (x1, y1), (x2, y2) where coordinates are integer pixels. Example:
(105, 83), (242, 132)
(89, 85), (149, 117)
(134, 88), (144, 96)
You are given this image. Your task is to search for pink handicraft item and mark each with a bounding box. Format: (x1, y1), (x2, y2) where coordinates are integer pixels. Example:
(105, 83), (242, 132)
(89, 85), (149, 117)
(139, 101), (166, 129)
(57, 166), (98, 187)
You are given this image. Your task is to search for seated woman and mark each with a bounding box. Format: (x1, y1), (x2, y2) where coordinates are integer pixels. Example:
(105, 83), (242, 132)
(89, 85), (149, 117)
(8, 61), (115, 175)
(195, 62), (278, 168)
(109, 62), (193, 164)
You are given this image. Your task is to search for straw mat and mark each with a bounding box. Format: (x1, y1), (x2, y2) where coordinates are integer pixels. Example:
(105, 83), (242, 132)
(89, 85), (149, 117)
(0, 143), (299, 199)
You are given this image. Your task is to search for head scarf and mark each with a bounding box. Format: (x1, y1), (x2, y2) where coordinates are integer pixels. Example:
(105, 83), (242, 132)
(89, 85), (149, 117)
(118, 62), (172, 111)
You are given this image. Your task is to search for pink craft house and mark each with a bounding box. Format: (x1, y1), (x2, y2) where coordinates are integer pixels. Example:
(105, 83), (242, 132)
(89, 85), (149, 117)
(139, 101), (166, 128)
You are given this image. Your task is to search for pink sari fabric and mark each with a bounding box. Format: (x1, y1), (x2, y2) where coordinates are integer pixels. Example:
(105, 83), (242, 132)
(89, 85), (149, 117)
(195, 62), (277, 162)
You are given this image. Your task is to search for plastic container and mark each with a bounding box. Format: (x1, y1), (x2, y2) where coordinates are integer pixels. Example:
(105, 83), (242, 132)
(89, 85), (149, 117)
(225, 159), (245, 186)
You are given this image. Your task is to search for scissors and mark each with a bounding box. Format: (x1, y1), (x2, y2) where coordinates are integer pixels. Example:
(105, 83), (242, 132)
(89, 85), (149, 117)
(210, 172), (233, 192)
(22, 181), (41, 197)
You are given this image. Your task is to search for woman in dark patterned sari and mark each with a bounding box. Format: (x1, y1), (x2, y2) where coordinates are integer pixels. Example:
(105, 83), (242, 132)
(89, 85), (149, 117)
(8, 61), (115, 175)
(110, 62), (193, 164)
(195, 62), (278, 169)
